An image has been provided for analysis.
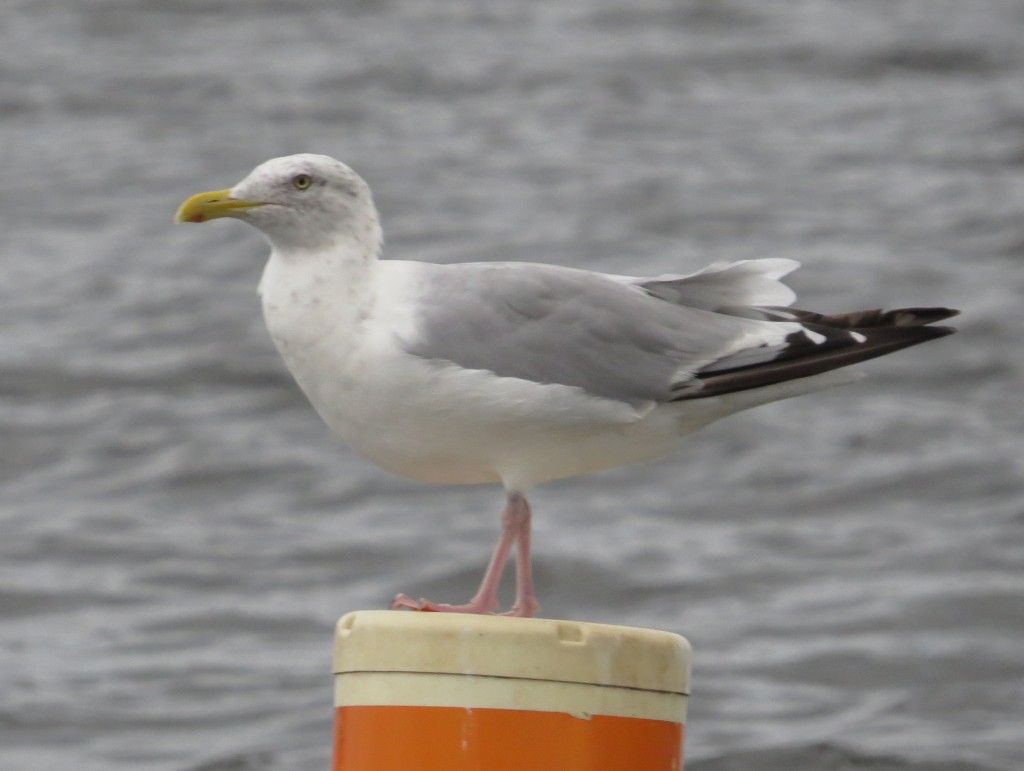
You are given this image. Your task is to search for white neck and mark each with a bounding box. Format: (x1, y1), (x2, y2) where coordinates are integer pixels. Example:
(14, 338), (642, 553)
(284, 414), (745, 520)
(257, 241), (379, 373)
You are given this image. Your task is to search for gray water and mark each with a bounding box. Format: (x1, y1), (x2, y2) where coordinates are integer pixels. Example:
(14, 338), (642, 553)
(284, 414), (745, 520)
(2, 1), (1022, 769)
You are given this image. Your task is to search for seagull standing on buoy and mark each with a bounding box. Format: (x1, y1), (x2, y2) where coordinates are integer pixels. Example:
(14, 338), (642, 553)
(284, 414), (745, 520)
(176, 154), (957, 618)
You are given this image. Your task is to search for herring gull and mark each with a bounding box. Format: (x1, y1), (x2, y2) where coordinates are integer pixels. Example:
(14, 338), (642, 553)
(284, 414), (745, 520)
(175, 154), (957, 617)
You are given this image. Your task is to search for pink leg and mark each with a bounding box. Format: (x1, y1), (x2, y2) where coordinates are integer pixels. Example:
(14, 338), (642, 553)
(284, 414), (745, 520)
(391, 492), (539, 618)
(506, 495), (539, 617)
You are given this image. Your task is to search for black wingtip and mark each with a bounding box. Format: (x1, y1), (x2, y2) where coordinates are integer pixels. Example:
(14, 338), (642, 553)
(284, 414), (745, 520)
(676, 307), (959, 402)
(768, 305), (960, 330)
(881, 307), (960, 327)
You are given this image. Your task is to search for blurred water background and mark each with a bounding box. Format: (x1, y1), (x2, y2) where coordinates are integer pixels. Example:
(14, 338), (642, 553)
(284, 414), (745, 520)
(2, 1), (1022, 769)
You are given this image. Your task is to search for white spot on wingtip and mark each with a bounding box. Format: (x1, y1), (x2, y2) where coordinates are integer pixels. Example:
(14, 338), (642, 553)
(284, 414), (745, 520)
(850, 331), (867, 343)
(803, 328), (827, 345)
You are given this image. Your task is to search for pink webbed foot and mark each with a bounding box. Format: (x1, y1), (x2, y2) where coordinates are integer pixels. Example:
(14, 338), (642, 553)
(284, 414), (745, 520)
(389, 592), (499, 615)
(390, 592), (537, 618)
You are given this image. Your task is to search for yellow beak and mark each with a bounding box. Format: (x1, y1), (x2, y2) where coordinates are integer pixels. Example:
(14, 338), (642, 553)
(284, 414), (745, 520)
(174, 188), (267, 224)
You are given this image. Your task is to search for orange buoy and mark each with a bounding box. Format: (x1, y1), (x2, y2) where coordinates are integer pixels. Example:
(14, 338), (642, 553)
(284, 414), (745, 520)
(332, 611), (691, 770)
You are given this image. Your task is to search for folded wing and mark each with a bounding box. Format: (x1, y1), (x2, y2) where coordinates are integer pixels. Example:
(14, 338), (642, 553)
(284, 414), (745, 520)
(402, 260), (957, 406)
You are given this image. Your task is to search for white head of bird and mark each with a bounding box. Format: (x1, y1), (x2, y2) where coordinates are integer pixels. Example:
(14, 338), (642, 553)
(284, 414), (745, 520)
(175, 154), (382, 256)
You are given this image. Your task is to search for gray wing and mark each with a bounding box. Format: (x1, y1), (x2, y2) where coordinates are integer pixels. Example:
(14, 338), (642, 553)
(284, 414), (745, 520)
(402, 260), (958, 406)
(402, 262), (755, 404)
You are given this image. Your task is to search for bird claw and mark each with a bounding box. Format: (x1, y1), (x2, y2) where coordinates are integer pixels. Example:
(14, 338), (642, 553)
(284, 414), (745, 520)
(390, 592), (501, 615)
(501, 599), (540, 618)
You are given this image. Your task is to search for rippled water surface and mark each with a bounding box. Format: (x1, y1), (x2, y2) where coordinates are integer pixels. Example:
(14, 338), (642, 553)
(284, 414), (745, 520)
(2, 1), (1022, 769)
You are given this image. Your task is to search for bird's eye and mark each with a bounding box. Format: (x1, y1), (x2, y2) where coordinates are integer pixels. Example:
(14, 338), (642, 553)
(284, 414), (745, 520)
(292, 174), (313, 190)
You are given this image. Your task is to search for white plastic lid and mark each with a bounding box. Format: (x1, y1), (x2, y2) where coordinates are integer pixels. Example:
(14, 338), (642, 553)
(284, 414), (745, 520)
(333, 610), (690, 695)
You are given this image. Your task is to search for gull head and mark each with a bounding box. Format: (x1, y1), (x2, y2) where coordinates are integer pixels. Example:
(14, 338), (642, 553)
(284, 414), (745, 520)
(175, 154), (382, 255)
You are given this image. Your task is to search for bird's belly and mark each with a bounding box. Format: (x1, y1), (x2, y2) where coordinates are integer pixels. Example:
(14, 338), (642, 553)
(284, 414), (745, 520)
(339, 407), (680, 487)
(313, 396), (509, 485)
(298, 356), (683, 488)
